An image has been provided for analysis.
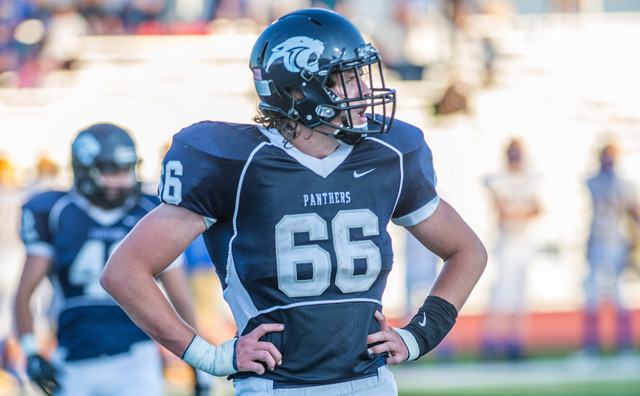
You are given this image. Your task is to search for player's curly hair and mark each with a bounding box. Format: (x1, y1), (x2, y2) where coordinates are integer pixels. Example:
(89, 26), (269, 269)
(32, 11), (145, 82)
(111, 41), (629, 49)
(253, 107), (301, 145)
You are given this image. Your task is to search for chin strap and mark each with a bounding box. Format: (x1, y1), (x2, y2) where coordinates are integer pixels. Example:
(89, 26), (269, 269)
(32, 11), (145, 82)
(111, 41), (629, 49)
(335, 130), (366, 145)
(333, 121), (369, 145)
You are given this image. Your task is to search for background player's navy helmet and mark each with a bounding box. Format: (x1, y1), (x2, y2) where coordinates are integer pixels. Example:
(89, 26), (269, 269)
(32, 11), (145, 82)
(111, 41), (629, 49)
(71, 123), (140, 208)
(249, 8), (396, 144)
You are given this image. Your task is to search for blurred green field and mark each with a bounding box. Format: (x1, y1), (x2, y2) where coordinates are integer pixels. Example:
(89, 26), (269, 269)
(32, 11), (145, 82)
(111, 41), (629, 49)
(399, 380), (640, 396)
(391, 352), (640, 396)
(8, 374), (640, 396)
(165, 378), (640, 396)
(6, 352), (640, 395)
(165, 380), (640, 396)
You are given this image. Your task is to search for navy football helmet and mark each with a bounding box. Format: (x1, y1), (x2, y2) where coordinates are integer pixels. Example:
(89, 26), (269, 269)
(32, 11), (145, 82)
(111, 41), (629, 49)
(249, 8), (396, 144)
(71, 123), (140, 208)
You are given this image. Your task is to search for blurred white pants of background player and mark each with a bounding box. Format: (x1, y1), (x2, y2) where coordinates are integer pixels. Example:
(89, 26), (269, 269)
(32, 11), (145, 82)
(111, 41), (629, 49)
(584, 243), (628, 310)
(53, 340), (163, 396)
(232, 365), (397, 395)
(489, 235), (534, 314)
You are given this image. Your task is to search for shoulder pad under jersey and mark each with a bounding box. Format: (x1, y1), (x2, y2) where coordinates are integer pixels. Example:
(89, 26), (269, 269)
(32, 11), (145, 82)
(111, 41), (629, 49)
(22, 190), (67, 212)
(171, 121), (268, 161)
(367, 117), (426, 154)
(161, 121), (268, 220)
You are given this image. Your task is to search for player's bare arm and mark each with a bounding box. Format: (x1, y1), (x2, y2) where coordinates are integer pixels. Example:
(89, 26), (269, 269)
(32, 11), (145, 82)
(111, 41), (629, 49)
(15, 255), (52, 337)
(409, 198), (487, 310)
(101, 203), (202, 356)
(375, 199), (486, 363)
(101, 203), (284, 375)
(15, 255), (62, 395)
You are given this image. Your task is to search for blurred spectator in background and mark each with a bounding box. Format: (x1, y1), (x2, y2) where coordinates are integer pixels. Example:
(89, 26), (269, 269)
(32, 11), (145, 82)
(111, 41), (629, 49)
(122, 0), (165, 33)
(0, 0), (89, 87)
(76, 0), (126, 34)
(582, 142), (639, 356)
(481, 138), (540, 361)
(0, 0), (47, 87)
(433, 75), (469, 116)
(39, 0), (88, 74)
(23, 153), (67, 199)
(376, 0), (424, 80)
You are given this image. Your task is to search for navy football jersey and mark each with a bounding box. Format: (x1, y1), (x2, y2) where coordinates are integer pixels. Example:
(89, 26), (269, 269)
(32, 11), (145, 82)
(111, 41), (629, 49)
(20, 190), (159, 361)
(160, 119), (439, 386)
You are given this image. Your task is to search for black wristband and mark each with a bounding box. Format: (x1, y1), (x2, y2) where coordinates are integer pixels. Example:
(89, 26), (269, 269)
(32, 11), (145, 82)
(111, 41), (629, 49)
(402, 295), (458, 358)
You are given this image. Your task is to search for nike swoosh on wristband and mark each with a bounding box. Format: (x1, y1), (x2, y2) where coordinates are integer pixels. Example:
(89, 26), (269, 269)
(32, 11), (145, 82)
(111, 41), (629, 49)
(419, 312), (427, 327)
(353, 168), (375, 178)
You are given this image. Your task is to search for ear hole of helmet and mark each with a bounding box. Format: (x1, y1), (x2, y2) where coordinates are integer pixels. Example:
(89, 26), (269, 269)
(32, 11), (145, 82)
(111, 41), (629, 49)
(285, 88), (306, 102)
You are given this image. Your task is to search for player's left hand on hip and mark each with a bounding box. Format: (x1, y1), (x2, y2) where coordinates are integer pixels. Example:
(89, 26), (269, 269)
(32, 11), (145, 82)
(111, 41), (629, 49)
(366, 311), (409, 365)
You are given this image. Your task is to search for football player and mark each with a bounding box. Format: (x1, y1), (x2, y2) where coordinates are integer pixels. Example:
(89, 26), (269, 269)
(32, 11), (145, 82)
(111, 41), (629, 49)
(101, 8), (487, 395)
(14, 123), (210, 395)
(583, 142), (639, 355)
(481, 138), (540, 361)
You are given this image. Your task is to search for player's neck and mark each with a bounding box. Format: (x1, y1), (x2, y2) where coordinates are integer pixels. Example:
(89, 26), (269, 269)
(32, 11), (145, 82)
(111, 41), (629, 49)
(291, 126), (341, 159)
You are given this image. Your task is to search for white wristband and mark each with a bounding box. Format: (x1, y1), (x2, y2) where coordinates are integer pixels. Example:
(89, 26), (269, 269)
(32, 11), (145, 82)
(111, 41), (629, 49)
(19, 333), (40, 357)
(393, 327), (420, 361)
(183, 335), (237, 376)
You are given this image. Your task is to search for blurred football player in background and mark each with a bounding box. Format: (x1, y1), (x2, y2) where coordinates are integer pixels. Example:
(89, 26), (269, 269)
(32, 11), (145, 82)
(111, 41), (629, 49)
(582, 142), (639, 356)
(101, 8), (486, 395)
(14, 123), (211, 395)
(481, 138), (540, 361)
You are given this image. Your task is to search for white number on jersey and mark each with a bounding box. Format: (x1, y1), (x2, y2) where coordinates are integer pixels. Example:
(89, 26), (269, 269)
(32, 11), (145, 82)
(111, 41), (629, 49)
(275, 210), (381, 297)
(160, 160), (183, 205)
(69, 240), (117, 298)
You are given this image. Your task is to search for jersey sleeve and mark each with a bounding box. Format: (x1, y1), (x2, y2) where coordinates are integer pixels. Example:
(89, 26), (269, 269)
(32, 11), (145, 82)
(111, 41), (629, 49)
(158, 122), (256, 224)
(20, 191), (61, 258)
(390, 126), (439, 227)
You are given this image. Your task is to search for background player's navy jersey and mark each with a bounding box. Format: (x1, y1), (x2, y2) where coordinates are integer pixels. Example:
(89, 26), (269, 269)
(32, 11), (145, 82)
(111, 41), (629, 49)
(20, 190), (158, 361)
(160, 119), (439, 386)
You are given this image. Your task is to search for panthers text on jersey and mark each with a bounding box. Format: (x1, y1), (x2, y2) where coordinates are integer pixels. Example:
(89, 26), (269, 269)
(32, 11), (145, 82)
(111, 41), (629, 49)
(21, 191), (159, 361)
(160, 118), (439, 386)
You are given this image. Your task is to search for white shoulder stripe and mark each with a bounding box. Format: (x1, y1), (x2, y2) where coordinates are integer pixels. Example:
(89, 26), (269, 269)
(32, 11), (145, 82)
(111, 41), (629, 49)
(392, 196), (440, 227)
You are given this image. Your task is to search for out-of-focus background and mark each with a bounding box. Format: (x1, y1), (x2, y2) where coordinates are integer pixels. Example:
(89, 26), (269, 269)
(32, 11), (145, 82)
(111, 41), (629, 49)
(1, 0), (639, 395)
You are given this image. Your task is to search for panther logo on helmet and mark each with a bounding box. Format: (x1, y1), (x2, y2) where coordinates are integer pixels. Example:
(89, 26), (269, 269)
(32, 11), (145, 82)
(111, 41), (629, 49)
(266, 36), (324, 73)
(73, 133), (101, 167)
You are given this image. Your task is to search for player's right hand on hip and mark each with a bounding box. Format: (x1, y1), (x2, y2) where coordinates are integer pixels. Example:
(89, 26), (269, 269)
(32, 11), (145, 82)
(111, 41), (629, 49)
(235, 323), (284, 375)
(26, 354), (61, 395)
